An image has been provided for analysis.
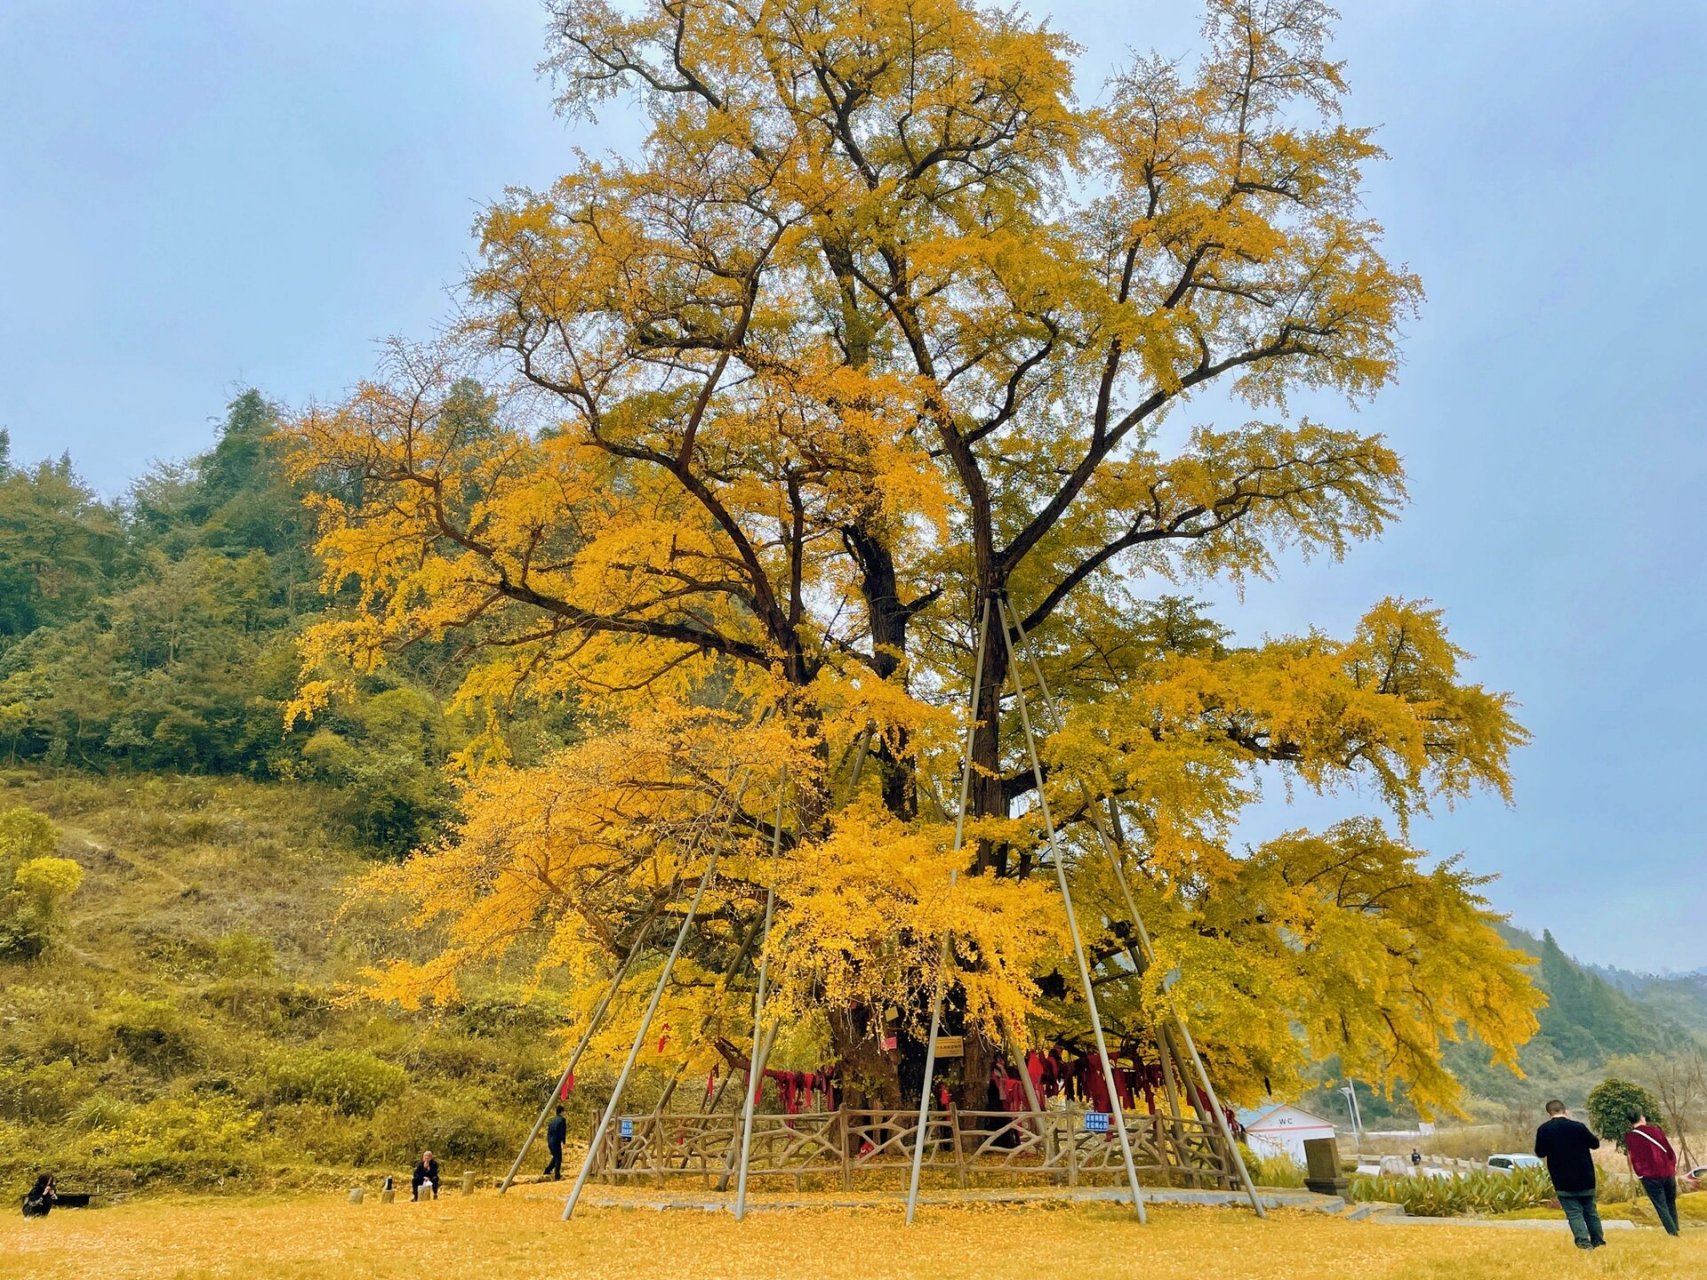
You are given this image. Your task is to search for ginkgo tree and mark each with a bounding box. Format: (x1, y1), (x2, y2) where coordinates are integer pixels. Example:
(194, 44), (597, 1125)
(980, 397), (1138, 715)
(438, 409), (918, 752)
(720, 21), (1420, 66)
(291, 0), (1540, 1115)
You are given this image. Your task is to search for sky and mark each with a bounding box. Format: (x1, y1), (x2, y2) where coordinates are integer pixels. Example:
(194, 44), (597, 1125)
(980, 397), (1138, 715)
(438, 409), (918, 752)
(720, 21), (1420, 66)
(2, 2), (1704, 970)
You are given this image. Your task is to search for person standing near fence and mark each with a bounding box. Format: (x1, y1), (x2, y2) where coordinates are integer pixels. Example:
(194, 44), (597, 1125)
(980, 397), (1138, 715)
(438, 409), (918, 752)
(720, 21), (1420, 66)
(1534, 1100), (1605, 1251)
(1627, 1112), (1680, 1237)
(544, 1105), (568, 1181)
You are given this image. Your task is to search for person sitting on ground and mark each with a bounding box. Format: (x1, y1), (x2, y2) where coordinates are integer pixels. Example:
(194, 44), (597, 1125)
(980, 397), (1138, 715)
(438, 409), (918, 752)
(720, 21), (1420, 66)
(1627, 1112), (1680, 1237)
(411, 1151), (440, 1201)
(1534, 1100), (1605, 1251)
(22, 1173), (57, 1218)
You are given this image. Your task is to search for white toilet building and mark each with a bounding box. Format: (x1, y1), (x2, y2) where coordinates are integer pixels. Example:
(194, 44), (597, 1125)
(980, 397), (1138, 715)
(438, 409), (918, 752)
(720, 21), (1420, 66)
(1236, 1103), (1339, 1165)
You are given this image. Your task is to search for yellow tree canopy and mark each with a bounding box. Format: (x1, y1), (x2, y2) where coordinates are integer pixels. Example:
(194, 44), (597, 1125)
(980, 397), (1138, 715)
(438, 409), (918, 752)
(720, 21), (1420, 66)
(292, 0), (1539, 1115)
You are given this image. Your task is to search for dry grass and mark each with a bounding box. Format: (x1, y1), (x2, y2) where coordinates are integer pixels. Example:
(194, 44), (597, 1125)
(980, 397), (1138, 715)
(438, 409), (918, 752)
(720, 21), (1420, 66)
(3, 1193), (1704, 1280)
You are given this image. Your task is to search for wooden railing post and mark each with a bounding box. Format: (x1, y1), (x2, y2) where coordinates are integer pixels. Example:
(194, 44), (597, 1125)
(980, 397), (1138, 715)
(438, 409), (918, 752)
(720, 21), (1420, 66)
(1067, 1111), (1079, 1188)
(951, 1105), (967, 1189)
(839, 1105), (853, 1192)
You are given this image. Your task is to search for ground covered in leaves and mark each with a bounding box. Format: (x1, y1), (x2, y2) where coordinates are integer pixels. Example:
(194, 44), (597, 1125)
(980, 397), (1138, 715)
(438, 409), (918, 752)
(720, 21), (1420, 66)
(3, 1194), (1704, 1280)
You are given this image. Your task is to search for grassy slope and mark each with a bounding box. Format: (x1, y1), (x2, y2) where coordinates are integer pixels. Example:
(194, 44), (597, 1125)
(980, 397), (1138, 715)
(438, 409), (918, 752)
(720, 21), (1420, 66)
(0, 770), (559, 1200)
(3, 1197), (1704, 1280)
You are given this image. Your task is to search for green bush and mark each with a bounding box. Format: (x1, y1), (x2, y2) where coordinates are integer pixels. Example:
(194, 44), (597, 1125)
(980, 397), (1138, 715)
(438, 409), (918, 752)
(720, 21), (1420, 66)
(270, 1049), (406, 1116)
(0, 1057), (79, 1123)
(1351, 1166), (1554, 1217)
(0, 806), (78, 957)
(107, 994), (205, 1075)
(1585, 1078), (1663, 1151)
(60, 1092), (260, 1188)
(65, 1093), (136, 1132)
(0, 805), (57, 862)
(1240, 1147), (1305, 1188)
(372, 1083), (516, 1162)
(213, 929), (275, 978)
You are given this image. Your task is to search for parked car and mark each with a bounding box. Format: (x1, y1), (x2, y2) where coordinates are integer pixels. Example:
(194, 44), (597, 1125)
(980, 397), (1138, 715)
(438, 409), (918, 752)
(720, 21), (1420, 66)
(1683, 1165), (1706, 1193)
(1487, 1153), (1543, 1173)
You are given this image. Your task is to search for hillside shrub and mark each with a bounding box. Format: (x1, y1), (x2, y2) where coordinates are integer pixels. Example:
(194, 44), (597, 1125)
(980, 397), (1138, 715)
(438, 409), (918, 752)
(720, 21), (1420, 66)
(0, 1057), (79, 1124)
(214, 929), (275, 978)
(270, 1049), (406, 1116)
(373, 1083), (515, 1161)
(107, 994), (205, 1075)
(0, 805), (57, 862)
(0, 806), (78, 957)
(65, 1093), (136, 1132)
(61, 1092), (260, 1188)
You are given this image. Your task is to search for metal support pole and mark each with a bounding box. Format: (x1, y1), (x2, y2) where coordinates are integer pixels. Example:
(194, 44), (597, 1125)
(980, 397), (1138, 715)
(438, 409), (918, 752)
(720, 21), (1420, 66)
(562, 771), (754, 1221)
(905, 595), (993, 1225)
(735, 777), (789, 1220)
(1003, 1024), (1043, 1116)
(499, 900), (664, 1194)
(996, 594), (1147, 1222)
(1004, 603), (1264, 1217)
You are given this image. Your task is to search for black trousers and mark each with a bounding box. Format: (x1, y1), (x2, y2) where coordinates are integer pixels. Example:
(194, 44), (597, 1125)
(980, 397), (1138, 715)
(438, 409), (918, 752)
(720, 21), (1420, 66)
(544, 1142), (564, 1179)
(1641, 1176), (1680, 1235)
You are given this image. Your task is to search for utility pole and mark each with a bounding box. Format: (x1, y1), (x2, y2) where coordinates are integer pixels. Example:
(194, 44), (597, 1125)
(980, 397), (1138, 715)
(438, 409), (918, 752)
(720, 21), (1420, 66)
(1340, 1081), (1365, 1149)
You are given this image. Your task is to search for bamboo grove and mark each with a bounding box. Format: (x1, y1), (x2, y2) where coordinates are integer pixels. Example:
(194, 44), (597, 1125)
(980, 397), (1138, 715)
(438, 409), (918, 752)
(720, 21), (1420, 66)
(289, 0), (1542, 1115)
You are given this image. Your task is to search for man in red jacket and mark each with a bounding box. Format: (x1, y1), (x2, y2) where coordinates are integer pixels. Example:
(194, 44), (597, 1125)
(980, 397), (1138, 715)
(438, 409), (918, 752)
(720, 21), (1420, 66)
(1627, 1112), (1681, 1237)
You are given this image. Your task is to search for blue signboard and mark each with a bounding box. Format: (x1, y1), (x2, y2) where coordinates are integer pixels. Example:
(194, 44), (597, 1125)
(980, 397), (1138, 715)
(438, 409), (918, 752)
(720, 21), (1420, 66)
(1083, 1111), (1111, 1133)
(619, 1118), (633, 1139)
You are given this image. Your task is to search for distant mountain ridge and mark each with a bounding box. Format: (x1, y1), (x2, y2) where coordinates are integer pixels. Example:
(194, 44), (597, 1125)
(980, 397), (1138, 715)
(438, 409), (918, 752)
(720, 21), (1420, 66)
(1425, 924), (1702, 1114)
(1583, 959), (1707, 1040)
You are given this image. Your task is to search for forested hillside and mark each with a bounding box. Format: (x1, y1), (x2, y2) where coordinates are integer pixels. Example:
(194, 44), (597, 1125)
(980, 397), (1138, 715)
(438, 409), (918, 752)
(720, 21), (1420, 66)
(1589, 962), (1707, 1039)
(0, 395), (595, 1199)
(0, 391), (581, 855)
(1431, 927), (1697, 1113)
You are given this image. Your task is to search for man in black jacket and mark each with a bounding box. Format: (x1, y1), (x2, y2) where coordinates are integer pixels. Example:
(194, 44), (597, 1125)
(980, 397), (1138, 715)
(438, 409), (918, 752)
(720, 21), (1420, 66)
(544, 1105), (568, 1180)
(411, 1151), (440, 1201)
(1534, 1100), (1605, 1249)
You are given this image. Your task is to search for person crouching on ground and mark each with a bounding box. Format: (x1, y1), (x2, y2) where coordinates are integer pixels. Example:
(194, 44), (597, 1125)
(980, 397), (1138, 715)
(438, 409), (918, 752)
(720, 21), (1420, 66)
(1534, 1100), (1605, 1250)
(411, 1151), (440, 1201)
(1627, 1112), (1681, 1237)
(21, 1173), (57, 1218)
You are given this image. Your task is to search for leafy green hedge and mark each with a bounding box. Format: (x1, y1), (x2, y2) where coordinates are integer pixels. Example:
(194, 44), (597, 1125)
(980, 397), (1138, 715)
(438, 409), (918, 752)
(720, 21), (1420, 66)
(1351, 1167), (1554, 1216)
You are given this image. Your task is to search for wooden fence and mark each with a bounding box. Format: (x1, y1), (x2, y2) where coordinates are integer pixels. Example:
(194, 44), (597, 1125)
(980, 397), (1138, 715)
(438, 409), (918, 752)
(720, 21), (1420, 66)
(588, 1107), (1239, 1192)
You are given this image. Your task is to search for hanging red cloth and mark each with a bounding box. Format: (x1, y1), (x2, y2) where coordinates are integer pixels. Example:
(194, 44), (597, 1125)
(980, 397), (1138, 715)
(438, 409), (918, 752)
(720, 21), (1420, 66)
(1044, 1048), (1065, 1097)
(1115, 1065), (1136, 1111)
(1083, 1053), (1112, 1113)
(560, 1072), (576, 1099)
(1025, 1051), (1045, 1104)
(1000, 1075), (1025, 1113)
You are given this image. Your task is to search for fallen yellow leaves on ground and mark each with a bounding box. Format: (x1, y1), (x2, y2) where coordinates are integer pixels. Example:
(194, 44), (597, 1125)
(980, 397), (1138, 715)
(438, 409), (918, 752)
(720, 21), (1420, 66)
(2, 1194), (1702, 1280)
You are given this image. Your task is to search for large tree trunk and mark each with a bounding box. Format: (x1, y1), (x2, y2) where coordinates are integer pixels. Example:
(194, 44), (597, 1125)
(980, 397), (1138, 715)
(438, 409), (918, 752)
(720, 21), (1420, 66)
(828, 1003), (903, 1108)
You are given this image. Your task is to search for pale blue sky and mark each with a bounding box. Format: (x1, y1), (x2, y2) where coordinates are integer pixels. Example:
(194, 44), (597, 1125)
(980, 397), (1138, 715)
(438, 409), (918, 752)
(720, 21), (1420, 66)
(2, 3), (1703, 969)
